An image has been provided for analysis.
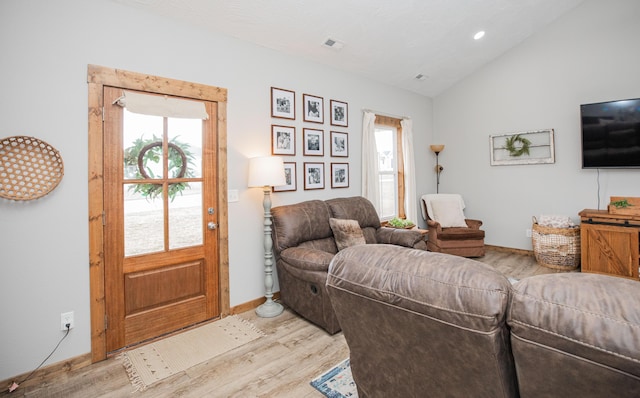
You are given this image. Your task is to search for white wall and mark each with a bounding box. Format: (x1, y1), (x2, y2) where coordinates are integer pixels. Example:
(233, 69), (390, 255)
(0, 0), (432, 380)
(434, 0), (640, 250)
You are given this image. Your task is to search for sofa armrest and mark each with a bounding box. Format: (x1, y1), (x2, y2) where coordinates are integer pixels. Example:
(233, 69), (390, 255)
(465, 219), (483, 229)
(376, 227), (426, 250)
(426, 220), (442, 241)
(279, 247), (335, 272)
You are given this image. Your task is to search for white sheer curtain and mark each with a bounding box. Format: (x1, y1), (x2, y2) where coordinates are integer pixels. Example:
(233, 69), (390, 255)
(361, 111), (380, 213)
(401, 118), (417, 223)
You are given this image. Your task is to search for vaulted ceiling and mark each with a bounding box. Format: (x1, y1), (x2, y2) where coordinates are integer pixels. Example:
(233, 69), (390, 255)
(111, 0), (584, 97)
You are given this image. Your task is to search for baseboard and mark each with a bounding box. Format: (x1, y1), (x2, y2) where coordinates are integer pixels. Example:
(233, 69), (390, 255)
(230, 292), (281, 315)
(1, 293), (281, 392)
(485, 244), (534, 257)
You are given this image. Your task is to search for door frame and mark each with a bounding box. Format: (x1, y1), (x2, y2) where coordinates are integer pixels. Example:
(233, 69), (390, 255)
(87, 65), (230, 362)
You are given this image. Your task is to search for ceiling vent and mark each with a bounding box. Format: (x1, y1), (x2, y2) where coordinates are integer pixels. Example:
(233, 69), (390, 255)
(322, 38), (344, 50)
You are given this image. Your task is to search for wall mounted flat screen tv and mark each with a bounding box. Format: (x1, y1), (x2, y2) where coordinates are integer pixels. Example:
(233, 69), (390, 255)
(581, 98), (640, 168)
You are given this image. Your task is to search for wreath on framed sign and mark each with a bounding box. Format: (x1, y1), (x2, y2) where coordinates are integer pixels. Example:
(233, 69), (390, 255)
(504, 134), (531, 157)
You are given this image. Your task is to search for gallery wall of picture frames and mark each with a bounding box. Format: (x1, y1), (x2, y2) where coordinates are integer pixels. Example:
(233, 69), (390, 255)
(270, 87), (350, 191)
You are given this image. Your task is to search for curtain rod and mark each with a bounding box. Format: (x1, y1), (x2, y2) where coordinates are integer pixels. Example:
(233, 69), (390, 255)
(361, 108), (410, 120)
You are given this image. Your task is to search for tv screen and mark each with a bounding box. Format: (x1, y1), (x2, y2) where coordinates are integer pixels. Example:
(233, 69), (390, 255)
(581, 98), (640, 168)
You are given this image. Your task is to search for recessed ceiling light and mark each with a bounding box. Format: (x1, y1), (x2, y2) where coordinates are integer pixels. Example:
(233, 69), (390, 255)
(474, 31), (485, 40)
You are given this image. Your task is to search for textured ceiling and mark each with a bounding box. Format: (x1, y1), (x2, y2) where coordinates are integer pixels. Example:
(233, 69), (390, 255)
(111, 0), (584, 97)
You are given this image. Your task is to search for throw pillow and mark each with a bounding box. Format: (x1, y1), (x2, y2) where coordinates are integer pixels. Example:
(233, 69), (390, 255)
(329, 218), (366, 251)
(431, 200), (468, 228)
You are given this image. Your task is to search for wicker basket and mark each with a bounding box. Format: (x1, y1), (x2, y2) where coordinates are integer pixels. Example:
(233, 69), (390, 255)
(532, 218), (581, 270)
(0, 135), (64, 201)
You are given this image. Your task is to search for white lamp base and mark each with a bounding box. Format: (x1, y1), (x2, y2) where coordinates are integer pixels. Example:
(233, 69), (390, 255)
(256, 300), (284, 318)
(255, 185), (283, 318)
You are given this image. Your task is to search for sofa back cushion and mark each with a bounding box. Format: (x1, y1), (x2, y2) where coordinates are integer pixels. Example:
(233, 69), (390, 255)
(509, 273), (640, 397)
(326, 196), (381, 243)
(271, 200), (336, 254)
(327, 244), (517, 398)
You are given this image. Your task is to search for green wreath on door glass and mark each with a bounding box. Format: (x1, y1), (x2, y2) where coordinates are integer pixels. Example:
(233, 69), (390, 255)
(123, 135), (196, 201)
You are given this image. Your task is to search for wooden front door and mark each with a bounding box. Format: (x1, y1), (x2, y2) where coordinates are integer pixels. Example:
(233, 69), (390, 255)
(103, 86), (219, 352)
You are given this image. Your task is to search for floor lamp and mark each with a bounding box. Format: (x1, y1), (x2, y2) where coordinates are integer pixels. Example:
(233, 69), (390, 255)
(248, 156), (286, 318)
(430, 144), (444, 193)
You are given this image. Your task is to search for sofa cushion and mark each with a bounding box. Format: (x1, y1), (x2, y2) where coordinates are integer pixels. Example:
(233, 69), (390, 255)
(508, 273), (640, 396)
(327, 196), (383, 244)
(271, 200), (334, 252)
(329, 218), (366, 251)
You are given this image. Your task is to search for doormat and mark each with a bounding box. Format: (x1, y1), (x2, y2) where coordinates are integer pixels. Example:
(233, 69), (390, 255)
(310, 358), (358, 398)
(118, 315), (264, 391)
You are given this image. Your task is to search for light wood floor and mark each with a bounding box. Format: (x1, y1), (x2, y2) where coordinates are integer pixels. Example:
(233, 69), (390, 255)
(5, 248), (571, 398)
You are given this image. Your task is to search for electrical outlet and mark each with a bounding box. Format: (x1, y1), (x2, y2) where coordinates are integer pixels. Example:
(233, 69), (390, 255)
(526, 229), (532, 238)
(61, 311), (74, 331)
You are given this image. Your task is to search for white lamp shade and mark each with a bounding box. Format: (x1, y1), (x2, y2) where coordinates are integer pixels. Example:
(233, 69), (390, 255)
(248, 156), (286, 187)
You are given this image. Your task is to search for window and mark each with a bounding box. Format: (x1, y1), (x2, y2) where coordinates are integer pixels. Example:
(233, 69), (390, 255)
(374, 116), (405, 220)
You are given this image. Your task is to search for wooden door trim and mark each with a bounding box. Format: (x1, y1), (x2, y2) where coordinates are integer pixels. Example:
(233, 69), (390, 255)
(87, 65), (229, 362)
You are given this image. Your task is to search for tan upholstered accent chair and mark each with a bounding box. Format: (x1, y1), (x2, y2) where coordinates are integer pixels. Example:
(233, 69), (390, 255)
(421, 193), (485, 257)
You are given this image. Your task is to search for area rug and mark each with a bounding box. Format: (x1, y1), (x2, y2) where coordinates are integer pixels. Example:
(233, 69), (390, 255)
(118, 315), (264, 391)
(310, 358), (358, 398)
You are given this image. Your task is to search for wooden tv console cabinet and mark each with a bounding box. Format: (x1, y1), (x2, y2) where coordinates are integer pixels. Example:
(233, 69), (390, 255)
(579, 209), (640, 281)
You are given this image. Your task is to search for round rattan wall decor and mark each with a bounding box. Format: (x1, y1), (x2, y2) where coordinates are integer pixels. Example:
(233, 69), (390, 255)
(0, 135), (64, 201)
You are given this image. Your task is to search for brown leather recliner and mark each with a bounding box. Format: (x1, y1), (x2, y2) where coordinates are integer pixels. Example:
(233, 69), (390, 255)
(421, 194), (485, 257)
(327, 244), (517, 397)
(509, 273), (640, 397)
(271, 196), (426, 334)
(327, 245), (640, 397)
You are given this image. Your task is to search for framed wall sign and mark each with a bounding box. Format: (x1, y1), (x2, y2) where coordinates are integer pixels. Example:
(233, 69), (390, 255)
(330, 131), (348, 157)
(273, 162), (296, 192)
(490, 129), (555, 166)
(330, 100), (348, 127)
(271, 87), (295, 119)
(304, 162), (324, 190)
(303, 128), (324, 156)
(331, 163), (349, 188)
(303, 94), (324, 124)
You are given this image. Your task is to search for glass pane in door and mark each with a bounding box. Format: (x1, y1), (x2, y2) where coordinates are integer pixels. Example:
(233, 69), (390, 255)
(169, 181), (203, 250)
(123, 111), (164, 180)
(167, 117), (204, 250)
(168, 117), (202, 178)
(124, 184), (165, 256)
